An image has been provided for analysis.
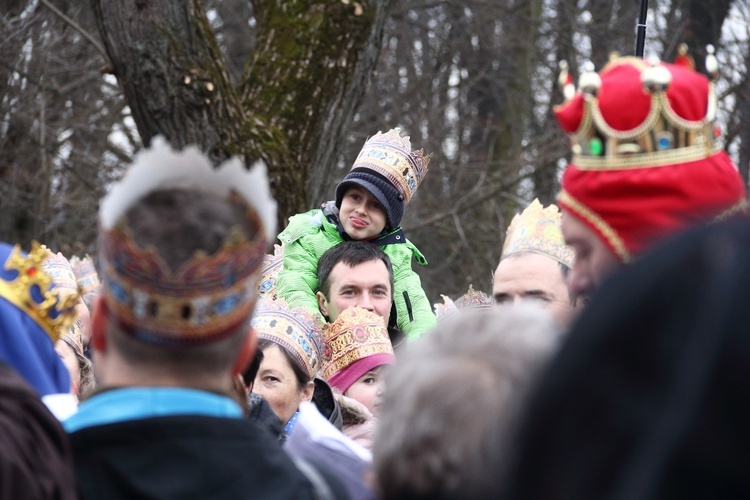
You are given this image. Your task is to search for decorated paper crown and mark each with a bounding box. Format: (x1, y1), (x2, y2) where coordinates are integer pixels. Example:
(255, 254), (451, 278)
(251, 297), (324, 379)
(322, 307), (394, 382)
(69, 254), (101, 296)
(257, 244), (284, 298)
(0, 242), (79, 343)
(40, 247), (78, 295)
(433, 294), (458, 321)
(98, 137), (277, 346)
(434, 285), (492, 321)
(61, 321), (84, 357)
(350, 128), (431, 205)
(501, 199), (575, 268)
(555, 49), (746, 262)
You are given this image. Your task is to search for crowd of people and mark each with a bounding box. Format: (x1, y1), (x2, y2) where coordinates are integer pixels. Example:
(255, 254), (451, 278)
(1, 47), (749, 499)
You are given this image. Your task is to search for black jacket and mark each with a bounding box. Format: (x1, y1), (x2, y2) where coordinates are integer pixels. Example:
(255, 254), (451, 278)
(70, 414), (323, 499)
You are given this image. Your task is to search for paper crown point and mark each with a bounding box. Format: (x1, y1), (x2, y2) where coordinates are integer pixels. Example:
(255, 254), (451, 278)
(251, 297), (325, 379)
(350, 128), (431, 205)
(69, 254), (101, 296)
(434, 285), (492, 322)
(0, 242), (79, 343)
(322, 307), (393, 381)
(98, 137), (276, 346)
(40, 246), (78, 294)
(257, 244), (284, 298)
(501, 199), (574, 268)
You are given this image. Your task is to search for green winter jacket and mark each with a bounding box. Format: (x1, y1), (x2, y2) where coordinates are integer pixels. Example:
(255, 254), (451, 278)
(276, 202), (436, 338)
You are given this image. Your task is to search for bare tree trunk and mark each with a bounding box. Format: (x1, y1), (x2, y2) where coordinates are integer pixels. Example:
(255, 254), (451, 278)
(90, 0), (394, 229)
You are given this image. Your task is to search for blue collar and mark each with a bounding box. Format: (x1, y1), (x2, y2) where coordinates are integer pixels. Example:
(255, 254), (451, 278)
(64, 387), (243, 433)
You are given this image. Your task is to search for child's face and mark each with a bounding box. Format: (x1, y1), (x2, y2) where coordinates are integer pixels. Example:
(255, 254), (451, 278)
(339, 186), (387, 239)
(345, 364), (390, 417)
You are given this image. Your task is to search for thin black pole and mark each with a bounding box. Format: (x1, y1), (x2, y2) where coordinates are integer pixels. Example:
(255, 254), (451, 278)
(635, 0), (649, 57)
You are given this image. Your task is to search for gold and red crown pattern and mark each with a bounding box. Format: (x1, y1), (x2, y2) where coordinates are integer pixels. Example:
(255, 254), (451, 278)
(257, 244), (284, 298)
(501, 199), (575, 268)
(100, 200), (267, 344)
(350, 128), (431, 205)
(554, 49), (747, 262)
(251, 297), (325, 379)
(70, 254), (101, 296)
(322, 307), (394, 381)
(40, 247), (79, 294)
(98, 137), (276, 345)
(555, 54), (718, 170)
(0, 242), (79, 343)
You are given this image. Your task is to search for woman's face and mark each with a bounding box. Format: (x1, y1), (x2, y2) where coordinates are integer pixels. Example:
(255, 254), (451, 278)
(253, 343), (313, 425)
(55, 339), (80, 394)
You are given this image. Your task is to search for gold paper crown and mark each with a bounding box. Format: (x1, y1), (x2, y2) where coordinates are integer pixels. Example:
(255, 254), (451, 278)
(0, 242), (79, 343)
(257, 244), (284, 298)
(556, 49), (720, 170)
(502, 199), (575, 268)
(70, 254), (101, 296)
(350, 128), (431, 204)
(40, 247), (78, 294)
(98, 137), (277, 345)
(251, 297), (325, 379)
(322, 307), (394, 381)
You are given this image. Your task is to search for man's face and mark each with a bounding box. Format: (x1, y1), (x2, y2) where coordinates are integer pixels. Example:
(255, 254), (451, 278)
(493, 252), (578, 327)
(317, 259), (392, 324)
(561, 211), (622, 302)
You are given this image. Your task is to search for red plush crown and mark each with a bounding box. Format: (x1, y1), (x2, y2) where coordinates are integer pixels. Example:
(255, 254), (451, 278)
(555, 50), (746, 262)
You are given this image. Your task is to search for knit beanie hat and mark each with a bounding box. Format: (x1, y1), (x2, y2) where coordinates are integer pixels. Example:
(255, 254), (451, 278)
(335, 128), (431, 230)
(336, 170), (404, 229)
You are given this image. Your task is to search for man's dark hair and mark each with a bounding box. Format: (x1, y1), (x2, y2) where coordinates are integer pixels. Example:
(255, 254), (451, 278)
(316, 241), (394, 299)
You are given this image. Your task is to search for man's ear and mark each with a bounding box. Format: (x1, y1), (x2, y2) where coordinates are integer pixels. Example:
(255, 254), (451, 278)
(90, 295), (108, 353)
(231, 327), (258, 376)
(316, 290), (329, 317)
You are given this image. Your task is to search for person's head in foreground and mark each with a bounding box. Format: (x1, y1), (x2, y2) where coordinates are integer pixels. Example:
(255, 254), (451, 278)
(494, 199), (579, 325)
(89, 152), (273, 394)
(501, 215), (750, 499)
(373, 305), (560, 499)
(335, 128), (431, 238)
(554, 48), (746, 301)
(323, 306), (395, 417)
(251, 296), (324, 433)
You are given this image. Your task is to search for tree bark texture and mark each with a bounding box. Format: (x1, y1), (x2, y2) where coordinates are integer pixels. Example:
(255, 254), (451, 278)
(90, 0), (394, 229)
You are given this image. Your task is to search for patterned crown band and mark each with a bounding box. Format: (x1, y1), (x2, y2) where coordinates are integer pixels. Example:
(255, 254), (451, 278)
(502, 199), (575, 268)
(70, 254), (101, 296)
(322, 307), (393, 381)
(0, 242), (79, 343)
(556, 53), (720, 170)
(41, 247), (79, 294)
(252, 297), (324, 379)
(350, 128), (431, 205)
(257, 244), (284, 298)
(98, 137), (276, 345)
